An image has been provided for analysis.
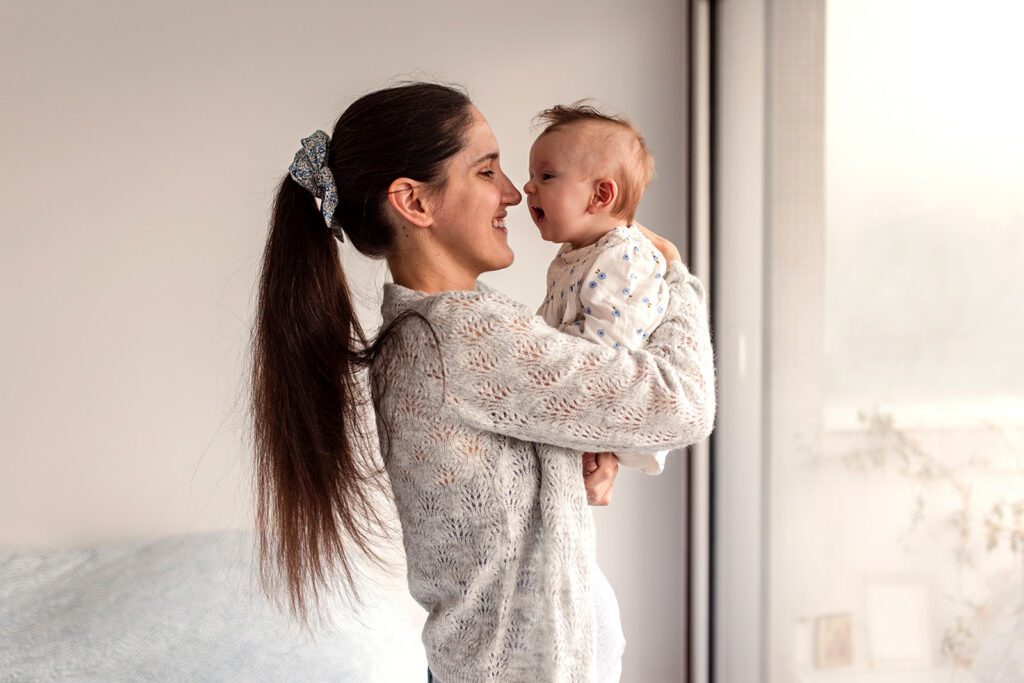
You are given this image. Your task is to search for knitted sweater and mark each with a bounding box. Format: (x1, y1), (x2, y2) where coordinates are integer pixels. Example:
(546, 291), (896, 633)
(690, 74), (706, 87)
(371, 260), (716, 682)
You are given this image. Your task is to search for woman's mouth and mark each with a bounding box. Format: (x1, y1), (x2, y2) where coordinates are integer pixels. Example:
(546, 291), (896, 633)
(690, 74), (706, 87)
(492, 216), (507, 233)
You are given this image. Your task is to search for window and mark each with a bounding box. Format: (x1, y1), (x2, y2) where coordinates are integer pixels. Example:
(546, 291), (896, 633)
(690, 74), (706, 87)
(706, 2), (1024, 680)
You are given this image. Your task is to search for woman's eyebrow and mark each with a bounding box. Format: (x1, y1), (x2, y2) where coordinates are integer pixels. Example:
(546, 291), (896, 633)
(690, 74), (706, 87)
(473, 152), (500, 164)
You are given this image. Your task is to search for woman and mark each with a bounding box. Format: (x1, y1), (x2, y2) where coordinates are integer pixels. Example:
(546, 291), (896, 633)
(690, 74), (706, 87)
(250, 82), (715, 682)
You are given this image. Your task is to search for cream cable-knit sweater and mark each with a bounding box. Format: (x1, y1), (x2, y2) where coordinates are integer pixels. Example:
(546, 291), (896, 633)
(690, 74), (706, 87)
(371, 260), (716, 682)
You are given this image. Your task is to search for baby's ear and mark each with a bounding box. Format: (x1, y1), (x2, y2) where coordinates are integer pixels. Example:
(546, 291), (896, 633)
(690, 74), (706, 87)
(588, 178), (619, 214)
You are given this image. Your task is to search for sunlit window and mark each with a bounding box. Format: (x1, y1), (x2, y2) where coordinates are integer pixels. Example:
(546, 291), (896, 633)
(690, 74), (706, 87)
(770, 1), (1024, 680)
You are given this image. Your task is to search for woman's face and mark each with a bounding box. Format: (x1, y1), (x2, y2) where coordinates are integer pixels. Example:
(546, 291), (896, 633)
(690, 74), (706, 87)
(429, 106), (522, 277)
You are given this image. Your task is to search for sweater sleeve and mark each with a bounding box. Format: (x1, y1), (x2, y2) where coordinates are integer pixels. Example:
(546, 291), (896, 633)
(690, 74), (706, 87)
(434, 260), (716, 454)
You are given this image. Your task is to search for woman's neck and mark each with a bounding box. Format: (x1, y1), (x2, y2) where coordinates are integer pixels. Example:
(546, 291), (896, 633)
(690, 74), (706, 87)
(386, 253), (478, 294)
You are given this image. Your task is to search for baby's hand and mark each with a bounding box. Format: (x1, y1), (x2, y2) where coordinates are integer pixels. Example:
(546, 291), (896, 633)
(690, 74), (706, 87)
(582, 452), (600, 477)
(584, 452), (620, 506)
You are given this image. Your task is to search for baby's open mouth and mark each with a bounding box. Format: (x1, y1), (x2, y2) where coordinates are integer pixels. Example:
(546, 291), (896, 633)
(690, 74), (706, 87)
(531, 206), (545, 221)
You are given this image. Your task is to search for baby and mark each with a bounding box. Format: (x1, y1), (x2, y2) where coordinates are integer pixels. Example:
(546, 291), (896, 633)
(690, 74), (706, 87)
(525, 103), (670, 477)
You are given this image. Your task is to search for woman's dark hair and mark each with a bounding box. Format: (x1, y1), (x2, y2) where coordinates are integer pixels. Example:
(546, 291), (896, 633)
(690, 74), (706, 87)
(248, 82), (473, 632)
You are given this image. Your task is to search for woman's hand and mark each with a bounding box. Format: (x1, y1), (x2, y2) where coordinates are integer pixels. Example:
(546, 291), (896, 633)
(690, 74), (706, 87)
(583, 452), (619, 506)
(634, 221), (682, 264)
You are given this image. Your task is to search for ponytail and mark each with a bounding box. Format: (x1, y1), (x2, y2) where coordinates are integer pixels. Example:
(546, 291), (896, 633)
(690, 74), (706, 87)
(250, 175), (389, 632)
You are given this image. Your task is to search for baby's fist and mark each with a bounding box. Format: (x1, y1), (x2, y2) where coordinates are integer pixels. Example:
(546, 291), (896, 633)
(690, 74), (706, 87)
(582, 452), (600, 477)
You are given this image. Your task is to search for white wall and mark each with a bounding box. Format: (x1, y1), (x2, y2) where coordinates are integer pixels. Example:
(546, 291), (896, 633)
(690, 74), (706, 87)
(0, 1), (688, 679)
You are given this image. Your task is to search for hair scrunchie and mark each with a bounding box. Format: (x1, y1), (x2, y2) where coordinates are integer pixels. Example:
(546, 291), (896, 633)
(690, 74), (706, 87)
(288, 130), (344, 242)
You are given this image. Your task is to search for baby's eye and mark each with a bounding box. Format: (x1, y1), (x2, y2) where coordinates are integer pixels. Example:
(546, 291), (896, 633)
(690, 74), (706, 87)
(542, 173), (554, 180)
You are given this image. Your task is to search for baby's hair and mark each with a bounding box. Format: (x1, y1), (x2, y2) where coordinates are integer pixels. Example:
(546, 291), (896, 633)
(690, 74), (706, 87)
(534, 101), (655, 222)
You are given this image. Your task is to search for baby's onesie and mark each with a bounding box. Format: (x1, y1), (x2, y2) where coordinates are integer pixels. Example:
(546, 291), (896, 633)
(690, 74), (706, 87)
(537, 224), (672, 475)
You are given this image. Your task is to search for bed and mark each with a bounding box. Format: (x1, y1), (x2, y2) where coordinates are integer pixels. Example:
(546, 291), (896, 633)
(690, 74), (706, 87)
(0, 529), (427, 682)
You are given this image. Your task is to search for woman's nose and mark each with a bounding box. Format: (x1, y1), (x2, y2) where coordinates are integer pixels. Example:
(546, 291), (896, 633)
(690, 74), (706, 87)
(503, 177), (522, 206)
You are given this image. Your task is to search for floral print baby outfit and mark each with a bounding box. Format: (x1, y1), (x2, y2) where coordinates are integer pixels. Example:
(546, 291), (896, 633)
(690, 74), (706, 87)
(537, 224), (673, 475)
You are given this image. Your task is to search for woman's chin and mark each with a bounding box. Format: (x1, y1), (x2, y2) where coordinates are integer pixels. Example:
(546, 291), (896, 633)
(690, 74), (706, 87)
(484, 243), (515, 272)
(496, 245), (515, 269)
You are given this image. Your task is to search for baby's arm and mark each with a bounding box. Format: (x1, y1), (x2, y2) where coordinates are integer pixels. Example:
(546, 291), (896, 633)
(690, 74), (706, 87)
(559, 236), (673, 475)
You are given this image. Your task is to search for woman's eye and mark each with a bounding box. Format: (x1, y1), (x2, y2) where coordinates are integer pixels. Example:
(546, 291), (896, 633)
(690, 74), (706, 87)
(480, 170), (496, 178)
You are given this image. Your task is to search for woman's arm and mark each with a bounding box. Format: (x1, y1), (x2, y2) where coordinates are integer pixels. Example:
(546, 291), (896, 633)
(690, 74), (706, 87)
(433, 259), (716, 454)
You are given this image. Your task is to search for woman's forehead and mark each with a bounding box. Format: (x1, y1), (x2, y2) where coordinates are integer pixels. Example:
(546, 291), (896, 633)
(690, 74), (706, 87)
(462, 115), (500, 163)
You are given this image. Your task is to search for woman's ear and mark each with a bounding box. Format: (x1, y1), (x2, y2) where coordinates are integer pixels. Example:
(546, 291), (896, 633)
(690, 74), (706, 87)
(588, 178), (619, 214)
(386, 178), (434, 227)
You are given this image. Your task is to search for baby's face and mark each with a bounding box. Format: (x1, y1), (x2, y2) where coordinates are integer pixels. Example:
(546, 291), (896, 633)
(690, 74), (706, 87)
(524, 130), (602, 247)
